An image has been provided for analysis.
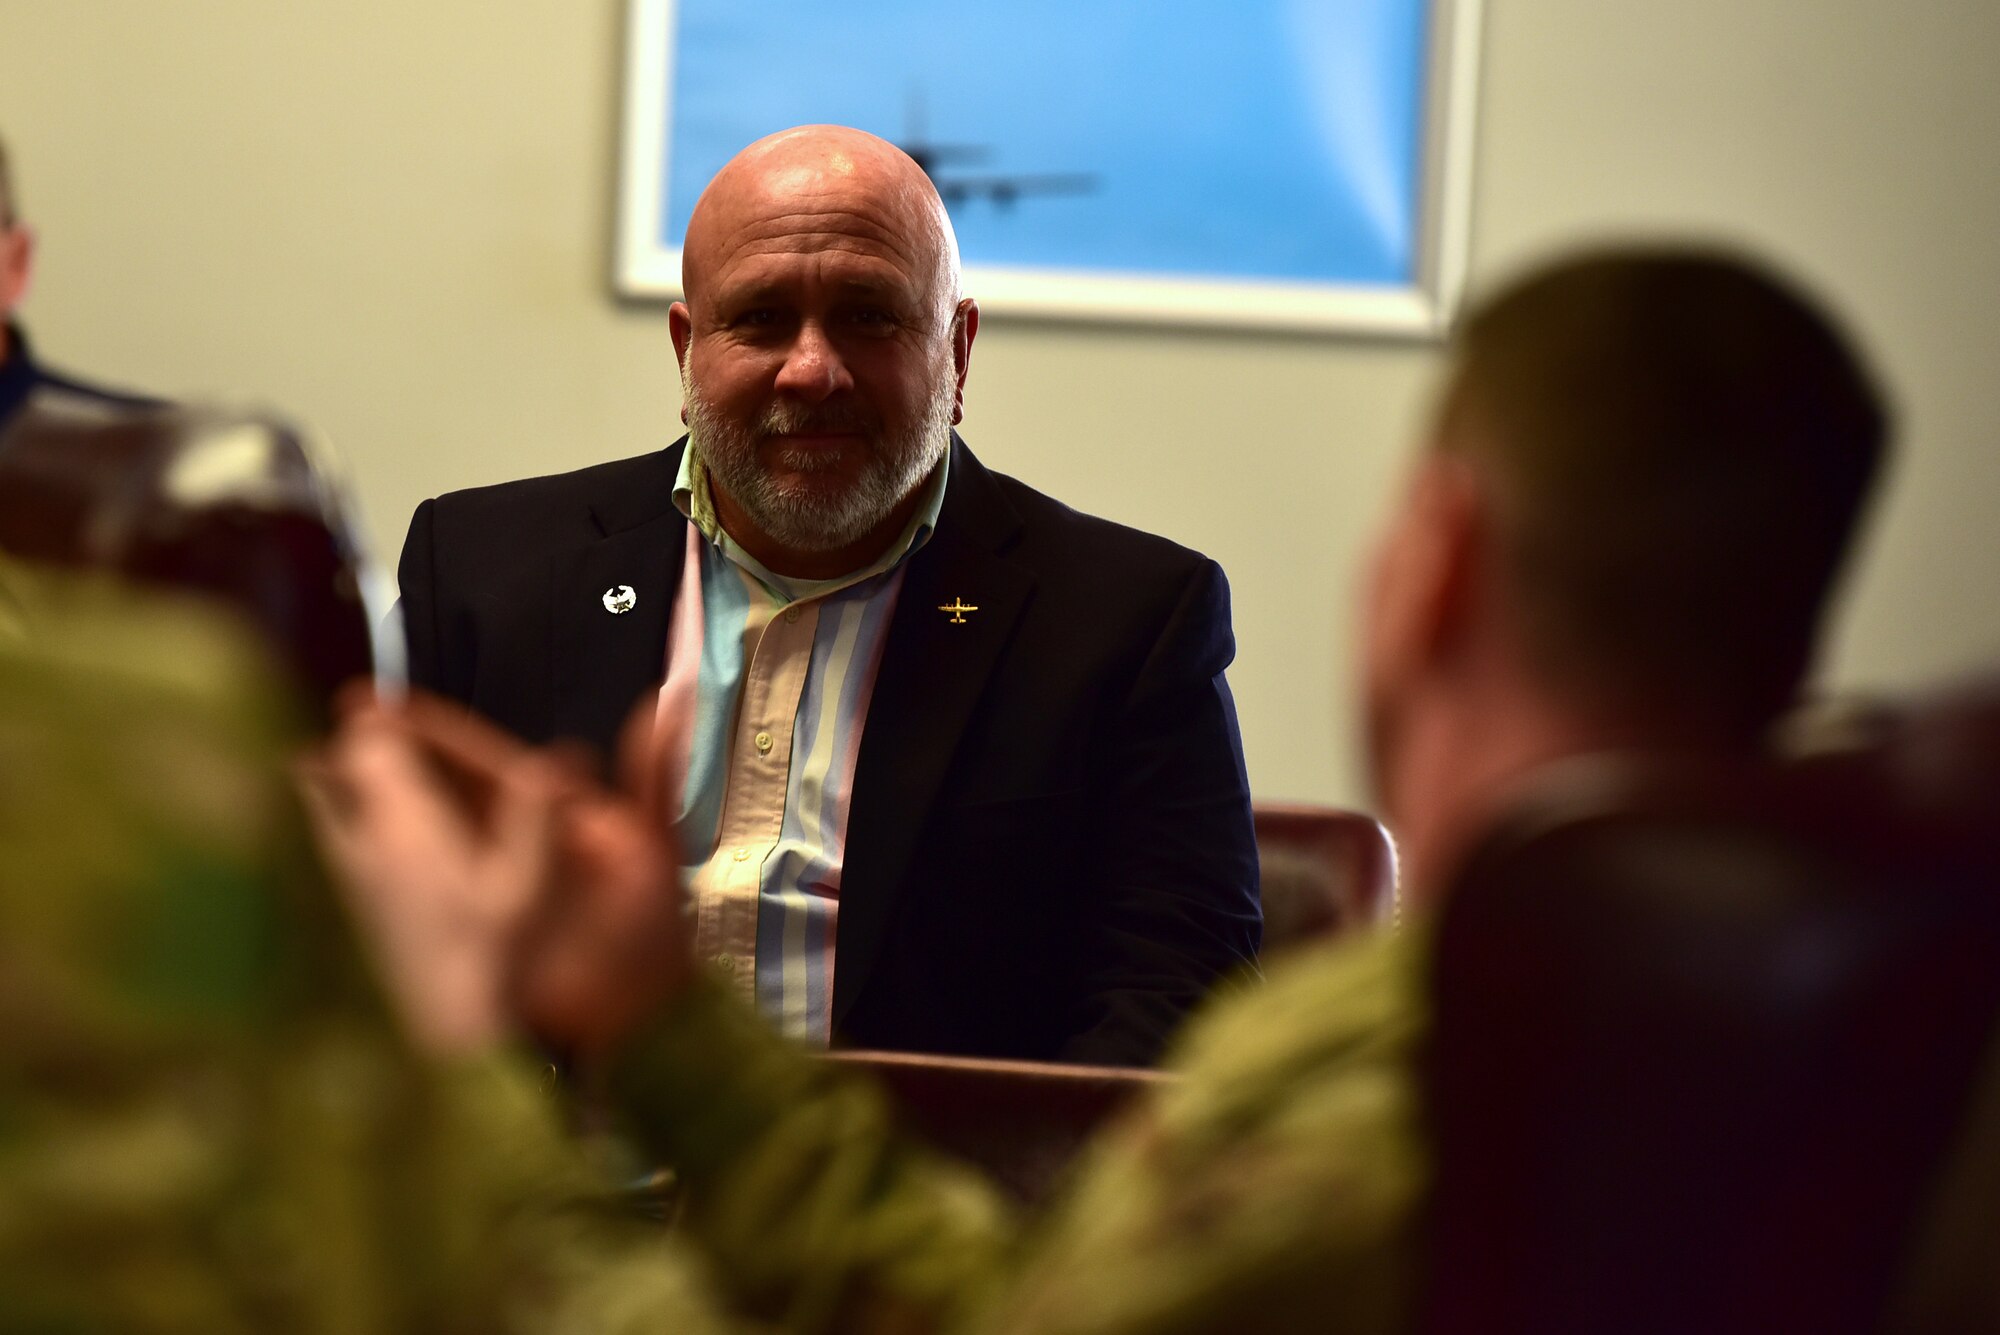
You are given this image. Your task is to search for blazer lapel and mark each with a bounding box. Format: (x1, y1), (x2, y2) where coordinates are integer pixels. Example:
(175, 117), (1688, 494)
(835, 440), (1035, 1026)
(549, 443), (688, 766)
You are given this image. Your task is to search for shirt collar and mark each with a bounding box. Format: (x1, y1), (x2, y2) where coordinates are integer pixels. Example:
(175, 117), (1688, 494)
(672, 435), (949, 601)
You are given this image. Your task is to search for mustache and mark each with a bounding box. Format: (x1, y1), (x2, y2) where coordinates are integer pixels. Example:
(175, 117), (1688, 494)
(757, 401), (876, 437)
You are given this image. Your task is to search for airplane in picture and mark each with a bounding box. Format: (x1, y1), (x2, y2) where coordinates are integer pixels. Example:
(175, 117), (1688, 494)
(894, 90), (1098, 211)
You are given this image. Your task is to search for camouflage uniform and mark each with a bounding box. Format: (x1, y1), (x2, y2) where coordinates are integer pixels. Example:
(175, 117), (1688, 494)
(0, 556), (1429, 1334)
(610, 926), (1428, 1335)
(0, 559), (731, 1334)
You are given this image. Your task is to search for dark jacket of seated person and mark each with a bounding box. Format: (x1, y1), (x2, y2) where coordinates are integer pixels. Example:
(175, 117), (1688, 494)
(0, 322), (162, 433)
(396, 433), (1262, 1066)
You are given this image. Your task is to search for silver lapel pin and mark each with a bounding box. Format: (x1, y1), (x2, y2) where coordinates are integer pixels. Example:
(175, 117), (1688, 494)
(602, 584), (637, 615)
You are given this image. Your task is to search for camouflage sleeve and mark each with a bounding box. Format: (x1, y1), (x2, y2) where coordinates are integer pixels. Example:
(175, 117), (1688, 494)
(608, 973), (1022, 1333)
(423, 1054), (746, 1335)
(0, 561), (745, 1334)
(967, 927), (1430, 1335)
(610, 928), (1427, 1335)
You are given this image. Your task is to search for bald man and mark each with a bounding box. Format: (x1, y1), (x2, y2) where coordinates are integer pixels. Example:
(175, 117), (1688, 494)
(0, 131), (160, 433)
(396, 126), (1260, 1065)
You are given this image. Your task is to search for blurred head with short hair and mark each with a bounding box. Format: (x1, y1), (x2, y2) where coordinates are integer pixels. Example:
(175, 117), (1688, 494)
(0, 133), (35, 358)
(1364, 246), (1888, 896)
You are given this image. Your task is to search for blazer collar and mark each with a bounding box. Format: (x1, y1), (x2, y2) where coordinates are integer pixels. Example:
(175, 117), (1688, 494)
(589, 436), (687, 537)
(550, 439), (689, 766)
(930, 431), (1023, 555)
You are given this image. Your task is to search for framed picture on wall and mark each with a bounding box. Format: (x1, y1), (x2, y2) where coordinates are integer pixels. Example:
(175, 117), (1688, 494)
(615, 0), (1483, 337)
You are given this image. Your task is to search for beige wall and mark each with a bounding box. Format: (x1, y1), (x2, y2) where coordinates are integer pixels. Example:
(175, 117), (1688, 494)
(5, 1), (1998, 809)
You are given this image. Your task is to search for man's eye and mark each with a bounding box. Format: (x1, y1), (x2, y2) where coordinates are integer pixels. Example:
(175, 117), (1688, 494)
(848, 307), (899, 329)
(735, 308), (779, 327)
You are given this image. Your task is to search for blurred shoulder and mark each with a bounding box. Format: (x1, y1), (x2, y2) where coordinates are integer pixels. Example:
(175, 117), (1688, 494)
(424, 444), (680, 531)
(1165, 926), (1430, 1115)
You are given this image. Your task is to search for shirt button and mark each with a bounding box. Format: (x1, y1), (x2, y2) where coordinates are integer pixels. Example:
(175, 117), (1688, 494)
(715, 953), (736, 974)
(755, 730), (774, 755)
(732, 846), (750, 862)
(784, 607), (801, 624)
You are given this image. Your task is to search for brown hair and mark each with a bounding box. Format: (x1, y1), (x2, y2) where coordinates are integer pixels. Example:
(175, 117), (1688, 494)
(1439, 246), (1888, 738)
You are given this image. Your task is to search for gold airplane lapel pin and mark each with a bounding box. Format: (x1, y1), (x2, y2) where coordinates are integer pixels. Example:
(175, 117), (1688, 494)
(938, 597), (978, 624)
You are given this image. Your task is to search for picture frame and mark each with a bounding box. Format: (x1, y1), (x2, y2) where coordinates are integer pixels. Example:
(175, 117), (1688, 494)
(615, 0), (1483, 338)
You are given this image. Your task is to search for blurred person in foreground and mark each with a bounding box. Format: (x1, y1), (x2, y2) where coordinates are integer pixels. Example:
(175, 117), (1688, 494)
(396, 125), (1259, 1065)
(0, 556), (731, 1332)
(0, 131), (160, 432)
(313, 243), (1886, 1333)
(0, 402), (380, 721)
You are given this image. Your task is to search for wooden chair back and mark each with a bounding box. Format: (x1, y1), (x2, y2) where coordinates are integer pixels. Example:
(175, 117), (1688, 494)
(828, 1049), (1167, 1205)
(1253, 800), (1399, 945)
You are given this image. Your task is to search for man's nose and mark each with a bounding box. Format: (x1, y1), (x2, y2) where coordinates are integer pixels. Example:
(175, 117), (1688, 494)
(772, 321), (853, 402)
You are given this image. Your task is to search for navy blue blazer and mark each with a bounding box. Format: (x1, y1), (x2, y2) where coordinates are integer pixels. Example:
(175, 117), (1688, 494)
(0, 323), (163, 435)
(397, 435), (1261, 1065)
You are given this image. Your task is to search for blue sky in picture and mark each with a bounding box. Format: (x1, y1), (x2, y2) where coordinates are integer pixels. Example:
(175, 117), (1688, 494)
(658, 0), (1431, 286)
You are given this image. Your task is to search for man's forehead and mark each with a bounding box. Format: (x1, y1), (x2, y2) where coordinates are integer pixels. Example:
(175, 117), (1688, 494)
(706, 240), (925, 301)
(699, 191), (936, 289)
(724, 161), (930, 244)
(729, 192), (922, 250)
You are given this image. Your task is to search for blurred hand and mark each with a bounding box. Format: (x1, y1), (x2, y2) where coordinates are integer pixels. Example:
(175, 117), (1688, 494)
(302, 688), (694, 1059)
(510, 692), (694, 1059)
(300, 690), (567, 1054)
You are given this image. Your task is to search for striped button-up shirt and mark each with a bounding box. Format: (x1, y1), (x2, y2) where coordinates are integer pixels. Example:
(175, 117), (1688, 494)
(660, 443), (947, 1043)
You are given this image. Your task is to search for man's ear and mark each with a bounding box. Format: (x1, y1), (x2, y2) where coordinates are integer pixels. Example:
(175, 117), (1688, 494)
(0, 224), (34, 317)
(1376, 453), (1487, 678)
(1424, 453), (1486, 641)
(668, 301), (692, 426)
(668, 301), (693, 367)
(948, 298), (979, 426)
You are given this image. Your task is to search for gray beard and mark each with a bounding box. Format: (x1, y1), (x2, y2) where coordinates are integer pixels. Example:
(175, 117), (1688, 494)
(684, 364), (954, 557)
